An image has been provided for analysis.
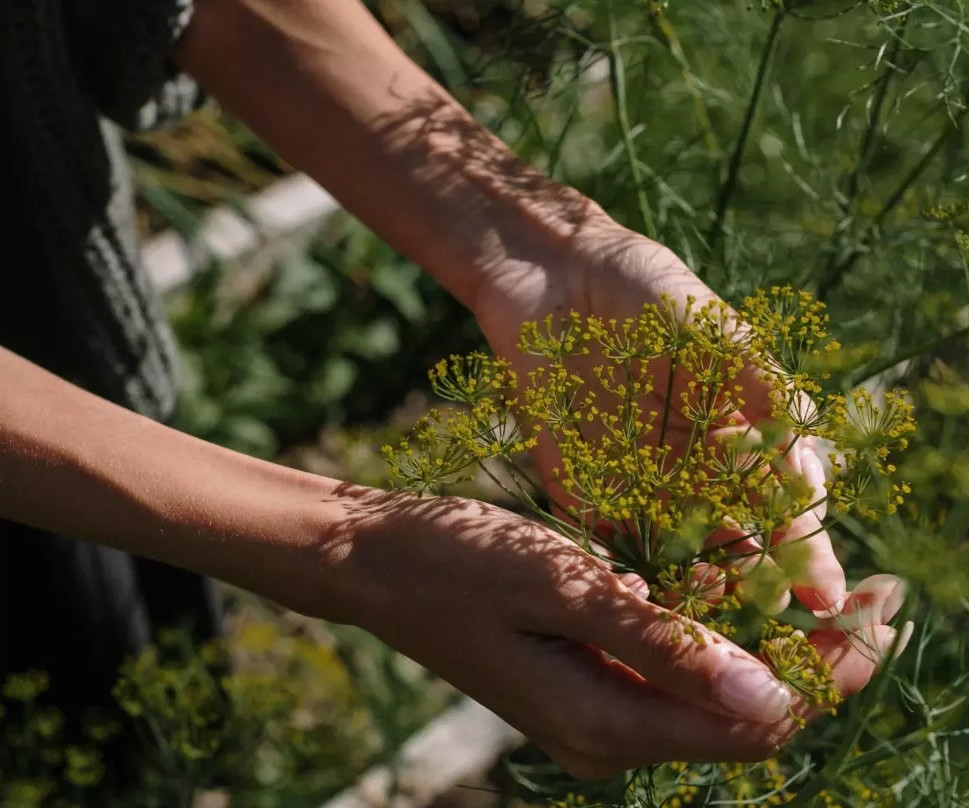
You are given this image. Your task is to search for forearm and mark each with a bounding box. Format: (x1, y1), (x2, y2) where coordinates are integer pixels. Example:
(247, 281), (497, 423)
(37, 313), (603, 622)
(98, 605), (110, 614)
(176, 0), (604, 311)
(0, 346), (352, 618)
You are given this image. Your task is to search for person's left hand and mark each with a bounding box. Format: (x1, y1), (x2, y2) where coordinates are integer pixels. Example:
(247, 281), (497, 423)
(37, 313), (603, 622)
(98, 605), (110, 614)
(315, 482), (909, 778)
(470, 212), (845, 617)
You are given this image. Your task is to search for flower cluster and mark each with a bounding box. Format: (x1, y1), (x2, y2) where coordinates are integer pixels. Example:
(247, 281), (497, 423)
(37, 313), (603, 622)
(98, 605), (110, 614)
(112, 620), (372, 793)
(385, 287), (915, 802)
(0, 670), (116, 807)
(384, 353), (538, 494)
(759, 622), (842, 726)
(0, 620), (381, 806)
(666, 758), (796, 806)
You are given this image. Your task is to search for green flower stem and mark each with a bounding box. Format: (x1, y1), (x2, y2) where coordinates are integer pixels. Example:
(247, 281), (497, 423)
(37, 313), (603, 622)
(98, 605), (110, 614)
(476, 461), (543, 513)
(658, 361), (677, 448)
(847, 324), (969, 389)
(818, 121), (962, 300)
(785, 590), (918, 808)
(606, 0), (656, 239)
(713, 520), (833, 564)
(708, 7), (787, 254)
(482, 462), (620, 561)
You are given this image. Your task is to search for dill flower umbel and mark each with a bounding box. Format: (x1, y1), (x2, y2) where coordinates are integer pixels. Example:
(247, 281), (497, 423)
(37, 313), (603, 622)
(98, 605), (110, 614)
(384, 287), (915, 803)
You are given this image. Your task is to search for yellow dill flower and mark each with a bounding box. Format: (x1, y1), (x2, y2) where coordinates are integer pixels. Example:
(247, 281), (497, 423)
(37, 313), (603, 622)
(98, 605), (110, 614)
(388, 288), (915, 806)
(391, 289), (912, 609)
(760, 621), (842, 726)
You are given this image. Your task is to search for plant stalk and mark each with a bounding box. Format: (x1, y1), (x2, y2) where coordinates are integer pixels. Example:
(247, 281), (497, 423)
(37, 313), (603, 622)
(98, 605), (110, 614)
(708, 7), (787, 254)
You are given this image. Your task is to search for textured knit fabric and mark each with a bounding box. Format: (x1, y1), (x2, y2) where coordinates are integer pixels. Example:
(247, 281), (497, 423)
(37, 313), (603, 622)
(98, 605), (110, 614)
(0, 0), (201, 420)
(0, 519), (221, 715)
(0, 1), (221, 713)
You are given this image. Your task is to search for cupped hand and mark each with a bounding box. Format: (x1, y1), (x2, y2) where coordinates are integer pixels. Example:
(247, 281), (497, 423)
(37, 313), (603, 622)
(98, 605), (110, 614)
(471, 214), (845, 616)
(320, 485), (903, 780)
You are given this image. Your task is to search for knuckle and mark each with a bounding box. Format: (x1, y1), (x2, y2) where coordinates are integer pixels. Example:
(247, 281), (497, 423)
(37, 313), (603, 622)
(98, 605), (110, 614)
(553, 696), (641, 758)
(642, 622), (721, 691)
(566, 712), (619, 755)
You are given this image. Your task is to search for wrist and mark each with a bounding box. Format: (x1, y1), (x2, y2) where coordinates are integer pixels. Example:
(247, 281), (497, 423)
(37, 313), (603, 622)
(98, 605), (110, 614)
(74, 416), (399, 628)
(296, 484), (426, 632)
(177, 0), (617, 314)
(124, 433), (338, 616)
(0, 346), (348, 618)
(396, 111), (611, 302)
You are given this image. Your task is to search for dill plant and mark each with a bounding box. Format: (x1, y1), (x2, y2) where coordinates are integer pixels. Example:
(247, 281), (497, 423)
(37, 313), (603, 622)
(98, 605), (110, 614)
(384, 286), (916, 805)
(0, 670), (115, 808)
(0, 619), (384, 808)
(371, 1), (969, 801)
(122, 0), (969, 803)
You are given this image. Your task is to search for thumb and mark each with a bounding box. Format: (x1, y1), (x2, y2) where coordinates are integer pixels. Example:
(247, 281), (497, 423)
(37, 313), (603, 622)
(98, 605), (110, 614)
(546, 573), (792, 724)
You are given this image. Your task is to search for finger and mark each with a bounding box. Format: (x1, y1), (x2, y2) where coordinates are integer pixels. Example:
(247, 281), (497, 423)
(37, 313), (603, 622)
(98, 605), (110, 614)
(705, 425), (843, 615)
(534, 617), (912, 780)
(704, 425), (812, 615)
(786, 435), (824, 523)
(816, 574), (907, 633)
(655, 562), (727, 609)
(688, 562), (727, 602)
(502, 634), (786, 777)
(753, 620), (908, 754)
(760, 623), (894, 740)
(707, 419), (765, 459)
(772, 443), (846, 616)
(731, 548), (791, 615)
(810, 623), (911, 699)
(733, 360), (846, 614)
(733, 354), (814, 433)
(546, 581), (792, 725)
(707, 522), (790, 615)
(619, 572), (650, 600)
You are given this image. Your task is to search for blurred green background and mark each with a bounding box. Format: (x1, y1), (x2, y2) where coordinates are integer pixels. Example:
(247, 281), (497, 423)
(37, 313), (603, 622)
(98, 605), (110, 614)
(9, 1), (966, 805)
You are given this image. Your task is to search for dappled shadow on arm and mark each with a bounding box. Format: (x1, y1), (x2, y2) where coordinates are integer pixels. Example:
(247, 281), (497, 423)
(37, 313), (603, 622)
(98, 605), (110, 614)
(364, 90), (678, 301)
(314, 481), (726, 703)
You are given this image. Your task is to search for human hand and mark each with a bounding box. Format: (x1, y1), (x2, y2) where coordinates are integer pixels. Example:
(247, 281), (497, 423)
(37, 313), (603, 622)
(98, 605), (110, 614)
(316, 485), (904, 779)
(0, 343), (902, 780)
(470, 214), (845, 617)
(175, 0), (839, 611)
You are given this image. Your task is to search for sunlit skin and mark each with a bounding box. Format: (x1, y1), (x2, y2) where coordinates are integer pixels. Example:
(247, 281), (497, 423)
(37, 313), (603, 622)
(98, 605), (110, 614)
(0, 0), (910, 785)
(387, 290), (915, 752)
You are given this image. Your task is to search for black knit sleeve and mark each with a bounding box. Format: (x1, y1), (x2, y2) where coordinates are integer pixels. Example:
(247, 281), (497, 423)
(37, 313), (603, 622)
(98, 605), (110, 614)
(66, 0), (203, 131)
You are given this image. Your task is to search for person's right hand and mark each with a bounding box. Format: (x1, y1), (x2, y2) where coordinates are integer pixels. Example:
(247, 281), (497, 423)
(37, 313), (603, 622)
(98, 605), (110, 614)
(0, 348), (904, 780)
(312, 485), (907, 780)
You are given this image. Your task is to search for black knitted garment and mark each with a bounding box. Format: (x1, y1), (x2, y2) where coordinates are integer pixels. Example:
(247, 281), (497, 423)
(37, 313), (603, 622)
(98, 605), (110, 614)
(0, 4), (222, 715)
(0, 0), (200, 419)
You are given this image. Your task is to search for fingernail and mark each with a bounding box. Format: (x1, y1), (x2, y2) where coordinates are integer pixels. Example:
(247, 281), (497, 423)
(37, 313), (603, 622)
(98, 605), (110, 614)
(865, 621), (914, 667)
(762, 588), (792, 616)
(893, 620), (914, 659)
(870, 627), (897, 666)
(799, 448), (828, 521)
(849, 575), (907, 623)
(882, 620), (915, 659)
(620, 573), (650, 601)
(713, 651), (791, 723)
(836, 575), (907, 630)
(884, 580), (909, 623)
(811, 595), (846, 620)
